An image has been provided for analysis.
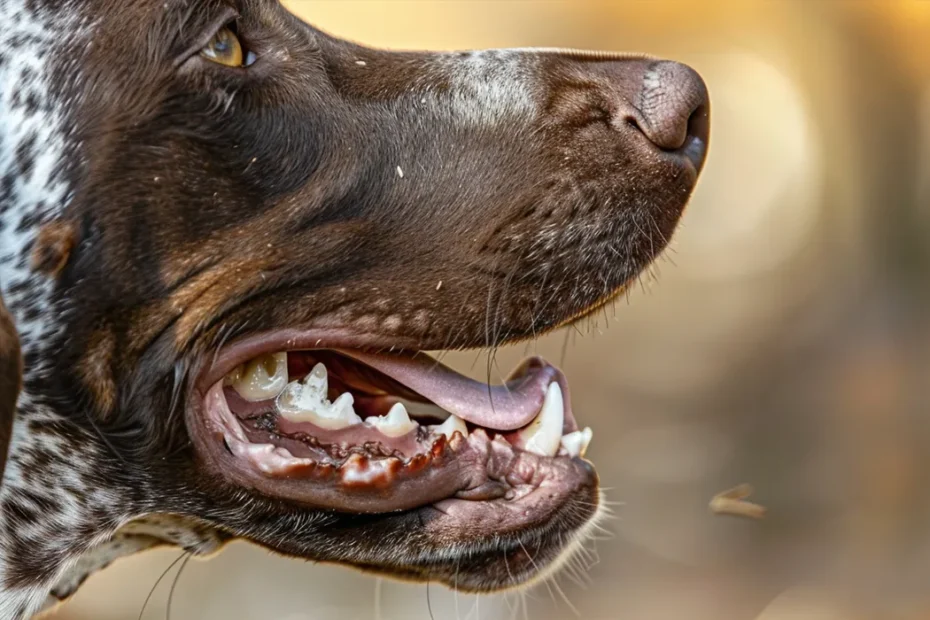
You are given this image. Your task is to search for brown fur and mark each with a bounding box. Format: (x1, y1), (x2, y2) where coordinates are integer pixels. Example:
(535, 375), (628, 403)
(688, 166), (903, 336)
(31, 221), (78, 278)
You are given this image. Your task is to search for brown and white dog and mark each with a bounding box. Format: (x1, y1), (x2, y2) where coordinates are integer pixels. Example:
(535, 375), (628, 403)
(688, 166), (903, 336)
(0, 0), (709, 617)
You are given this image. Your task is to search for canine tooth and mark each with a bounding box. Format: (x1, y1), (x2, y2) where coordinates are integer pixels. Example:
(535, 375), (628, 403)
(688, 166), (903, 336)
(431, 414), (467, 440)
(516, 382), (564, 457)
(560, 427), (593, 458)
(233, 353), (288, 402)
(368, 402), (418, 438)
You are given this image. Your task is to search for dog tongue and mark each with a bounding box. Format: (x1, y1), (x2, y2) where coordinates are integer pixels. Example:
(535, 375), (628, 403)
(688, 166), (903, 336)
(333, 350), (565, 431)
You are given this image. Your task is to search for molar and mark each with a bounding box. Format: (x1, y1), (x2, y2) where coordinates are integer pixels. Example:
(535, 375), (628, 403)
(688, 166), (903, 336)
(276, 362), (363, 429)
(230, 352), (288, 402)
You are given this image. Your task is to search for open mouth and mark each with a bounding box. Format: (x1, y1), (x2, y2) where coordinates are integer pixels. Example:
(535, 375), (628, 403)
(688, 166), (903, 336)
(190, 334), (595, 516)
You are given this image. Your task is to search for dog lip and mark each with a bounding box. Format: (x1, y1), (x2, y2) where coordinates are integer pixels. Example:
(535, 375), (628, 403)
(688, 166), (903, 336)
(187, 383), (474, 513)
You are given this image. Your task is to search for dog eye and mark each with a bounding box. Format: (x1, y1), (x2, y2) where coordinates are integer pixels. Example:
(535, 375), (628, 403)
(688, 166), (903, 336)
(200, 26), (247, 67)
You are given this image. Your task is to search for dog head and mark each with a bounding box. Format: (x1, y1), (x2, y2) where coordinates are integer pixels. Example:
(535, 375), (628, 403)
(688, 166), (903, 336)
(0, 0), (708, 615)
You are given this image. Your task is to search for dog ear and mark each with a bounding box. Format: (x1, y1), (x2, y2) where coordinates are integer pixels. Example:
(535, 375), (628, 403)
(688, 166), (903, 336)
(0, 294), (21, 483)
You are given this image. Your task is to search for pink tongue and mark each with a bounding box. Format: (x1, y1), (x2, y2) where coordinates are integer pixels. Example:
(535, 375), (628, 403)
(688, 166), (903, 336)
(334, 351), (562, 431)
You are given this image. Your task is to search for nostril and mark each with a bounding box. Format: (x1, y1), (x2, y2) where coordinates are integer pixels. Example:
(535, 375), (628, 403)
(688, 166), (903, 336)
(687, 103), (710, 145)
(681, 103), (710, 171)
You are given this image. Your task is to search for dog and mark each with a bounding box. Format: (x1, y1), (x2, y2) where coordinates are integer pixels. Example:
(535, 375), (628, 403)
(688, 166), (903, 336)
(0, 1), (709, 617)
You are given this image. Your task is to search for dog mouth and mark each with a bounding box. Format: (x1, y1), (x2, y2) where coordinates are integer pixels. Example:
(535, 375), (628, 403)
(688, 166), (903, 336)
(189, 333), (597, 522)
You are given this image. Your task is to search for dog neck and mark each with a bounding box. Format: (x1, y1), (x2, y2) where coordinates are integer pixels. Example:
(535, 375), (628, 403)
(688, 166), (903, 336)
(0, 7), (228, 618)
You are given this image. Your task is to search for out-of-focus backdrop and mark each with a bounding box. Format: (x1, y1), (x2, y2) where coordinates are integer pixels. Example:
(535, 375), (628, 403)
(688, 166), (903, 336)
(52, 1), (930, 619)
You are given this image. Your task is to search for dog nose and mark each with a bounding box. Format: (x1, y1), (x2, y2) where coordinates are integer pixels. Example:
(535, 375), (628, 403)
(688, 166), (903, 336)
(624, 61), (710, 170)
(635, 62), (708, 148)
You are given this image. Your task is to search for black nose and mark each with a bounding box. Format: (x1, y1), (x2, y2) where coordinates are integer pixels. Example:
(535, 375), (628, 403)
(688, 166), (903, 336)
(633, 61), (709, 150)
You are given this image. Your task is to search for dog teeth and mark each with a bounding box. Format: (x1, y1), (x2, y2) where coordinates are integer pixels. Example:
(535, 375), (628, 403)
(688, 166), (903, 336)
(514, 382), (564, 457)
(226, 356), (591, 459)
(231, 353), (288, 402)
(366, 402), (418, 438)
(276, 362), (363, 429)
(560, 427), (593, 458)
(430, 414), (467, 440)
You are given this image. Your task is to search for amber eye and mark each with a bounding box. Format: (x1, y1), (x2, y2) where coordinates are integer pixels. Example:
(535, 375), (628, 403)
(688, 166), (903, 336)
(200, 26), (244, 67)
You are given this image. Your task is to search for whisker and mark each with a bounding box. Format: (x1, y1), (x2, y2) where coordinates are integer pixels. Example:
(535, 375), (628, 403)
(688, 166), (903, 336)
(426, 581), (436, 620)
(165, 552), (192, 620)
(138, 551), (187, 620)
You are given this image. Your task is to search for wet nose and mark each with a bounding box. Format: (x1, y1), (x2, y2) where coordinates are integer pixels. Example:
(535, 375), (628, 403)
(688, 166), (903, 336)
(634, 61), (709, 150)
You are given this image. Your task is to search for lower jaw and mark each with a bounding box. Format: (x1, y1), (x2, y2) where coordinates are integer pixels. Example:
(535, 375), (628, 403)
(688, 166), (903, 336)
(183, 341), (603, 593)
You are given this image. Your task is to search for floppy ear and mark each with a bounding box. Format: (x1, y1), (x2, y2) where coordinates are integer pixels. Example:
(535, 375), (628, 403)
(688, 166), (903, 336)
(0, 294), (20, 482)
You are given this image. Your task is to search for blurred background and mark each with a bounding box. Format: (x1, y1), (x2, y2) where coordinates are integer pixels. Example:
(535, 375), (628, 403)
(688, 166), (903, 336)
(52, 1), (930, 619)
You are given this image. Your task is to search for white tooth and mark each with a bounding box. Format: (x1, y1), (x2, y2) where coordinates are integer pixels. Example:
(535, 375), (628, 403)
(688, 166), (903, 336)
(431, 414), (467, 440)
(232, 353), (288, 402)
(323, 392), (362, 429)
(367, 402), (418, 438)
(517, 382), (564, 457)
(303, 362), (328, 396)
(276, 367), (362, 430)
(560, 427), (593, 458)
(275, 382), (304, 411)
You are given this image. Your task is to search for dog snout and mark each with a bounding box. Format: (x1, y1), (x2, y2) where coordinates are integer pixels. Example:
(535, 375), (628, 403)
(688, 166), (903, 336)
(624, 60), (710, 170)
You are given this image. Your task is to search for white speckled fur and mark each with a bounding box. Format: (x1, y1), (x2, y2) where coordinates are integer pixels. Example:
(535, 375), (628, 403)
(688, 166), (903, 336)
(0, 2), (119, 618)
(0, 5), (74, 348)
